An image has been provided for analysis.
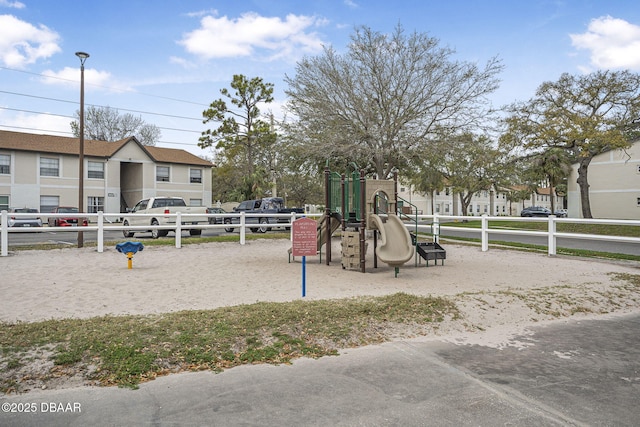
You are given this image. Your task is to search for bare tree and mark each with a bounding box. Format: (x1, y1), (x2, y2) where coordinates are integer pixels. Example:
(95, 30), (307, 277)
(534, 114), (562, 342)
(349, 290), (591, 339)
(71, 106), (160, 145)
(285, 25), (503, 179)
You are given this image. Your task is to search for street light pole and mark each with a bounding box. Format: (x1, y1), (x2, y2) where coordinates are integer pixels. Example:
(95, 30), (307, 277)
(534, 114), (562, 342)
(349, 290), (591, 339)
(76, 51), (89, 248)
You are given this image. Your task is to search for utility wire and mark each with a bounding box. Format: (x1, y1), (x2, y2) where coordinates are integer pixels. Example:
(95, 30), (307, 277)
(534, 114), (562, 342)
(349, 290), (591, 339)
(0, 90), (204, 122)
(0, 66), (210, 107)
(0, 106), (201, 133)
(0, 124), (202, 148)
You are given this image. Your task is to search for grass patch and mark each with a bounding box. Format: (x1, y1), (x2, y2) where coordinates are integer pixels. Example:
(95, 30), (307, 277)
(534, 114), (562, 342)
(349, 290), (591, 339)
(0, 293), (457, 392)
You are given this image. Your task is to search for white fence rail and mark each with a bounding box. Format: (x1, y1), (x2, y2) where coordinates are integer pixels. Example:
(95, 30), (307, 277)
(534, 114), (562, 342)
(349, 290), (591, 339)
(1, 210), (639, 257)
(411, 214), (640, 256)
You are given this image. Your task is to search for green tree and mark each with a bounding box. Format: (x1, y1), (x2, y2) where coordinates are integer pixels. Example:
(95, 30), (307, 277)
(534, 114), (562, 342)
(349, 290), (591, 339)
(285, 25), (503, 179)
(528, 148), (572, 213)
(407, 159), (446, 215)
(426, 133), (504, 216)
(200, 75), (276, 199)
(501, 70), (640, 218)
(71, 106), (161, 146)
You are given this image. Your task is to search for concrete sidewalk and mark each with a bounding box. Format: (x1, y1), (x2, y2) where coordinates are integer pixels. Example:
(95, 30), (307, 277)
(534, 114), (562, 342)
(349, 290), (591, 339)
(2, 313), (639, 426)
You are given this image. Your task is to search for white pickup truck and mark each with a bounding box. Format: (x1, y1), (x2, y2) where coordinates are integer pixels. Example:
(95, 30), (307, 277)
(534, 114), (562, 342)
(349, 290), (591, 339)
(122, 197), (209, 239)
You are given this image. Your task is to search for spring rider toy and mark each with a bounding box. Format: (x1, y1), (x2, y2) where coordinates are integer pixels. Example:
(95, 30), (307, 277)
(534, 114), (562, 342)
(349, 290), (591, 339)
(116, 241), (144, 269)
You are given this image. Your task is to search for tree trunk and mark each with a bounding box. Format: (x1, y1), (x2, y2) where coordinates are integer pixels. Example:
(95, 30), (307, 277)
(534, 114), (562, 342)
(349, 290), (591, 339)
(459, 192), (472, 216)
(549, 186), (555, 214)
(576, 156), (593, 218)
(430, 190), (435, 215)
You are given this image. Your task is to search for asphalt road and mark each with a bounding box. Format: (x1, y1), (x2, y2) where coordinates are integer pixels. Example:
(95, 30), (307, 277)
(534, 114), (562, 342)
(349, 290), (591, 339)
(2, 313), (639, 426)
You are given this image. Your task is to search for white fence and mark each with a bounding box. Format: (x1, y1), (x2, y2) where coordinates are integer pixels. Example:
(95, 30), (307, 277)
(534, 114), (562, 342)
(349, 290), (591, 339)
(417, 214), (640, 256)
(1, 210), (639, 257)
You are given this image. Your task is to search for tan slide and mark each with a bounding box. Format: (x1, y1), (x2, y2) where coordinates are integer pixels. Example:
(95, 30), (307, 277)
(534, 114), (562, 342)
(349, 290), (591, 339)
(369, 214), (414, 267)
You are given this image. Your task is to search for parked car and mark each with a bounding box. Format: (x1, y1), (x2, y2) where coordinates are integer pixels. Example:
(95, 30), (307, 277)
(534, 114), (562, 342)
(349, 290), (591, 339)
(207, 207), (227, 224)
(47, 207), (88, 227)
(225, 197), (304, 233)
(554, 209), (568, 217)
(122, 197), (209, 238)
(520, 206), (552, 217)
(8, 208), (43, 227)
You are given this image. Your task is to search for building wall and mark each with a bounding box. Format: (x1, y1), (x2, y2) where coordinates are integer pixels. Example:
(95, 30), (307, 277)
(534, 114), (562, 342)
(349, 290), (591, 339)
(568, 141), (640, 219)
(0, 140), (212, 217)
(397, 183), (561, 217)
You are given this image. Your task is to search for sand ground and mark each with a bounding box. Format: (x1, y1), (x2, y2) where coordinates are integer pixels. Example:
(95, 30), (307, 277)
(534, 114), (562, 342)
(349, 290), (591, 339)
(2, 238), (639, 329)
(2, 237), (640, 393)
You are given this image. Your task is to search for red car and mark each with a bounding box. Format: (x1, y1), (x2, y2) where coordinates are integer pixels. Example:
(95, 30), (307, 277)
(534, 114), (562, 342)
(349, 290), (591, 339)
(47, 207), (88, 227)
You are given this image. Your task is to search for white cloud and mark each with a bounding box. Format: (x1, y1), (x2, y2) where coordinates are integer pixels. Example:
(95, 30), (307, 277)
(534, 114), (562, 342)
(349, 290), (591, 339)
(40, 66), (127, 92)
(0, 108), (72, 136)
(169, 55), (196, 69)
(0, 14), (61, 68)
(344, 0), (359, 9)
(570, 16), (640, 71)
(0, 0), (25, 9)
(178, 12), (325, 61)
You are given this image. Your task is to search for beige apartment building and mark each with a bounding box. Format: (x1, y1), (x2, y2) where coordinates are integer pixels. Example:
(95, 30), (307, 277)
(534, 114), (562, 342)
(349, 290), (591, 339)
(0, 130), (213, 218)
(567, 139), (640, 220)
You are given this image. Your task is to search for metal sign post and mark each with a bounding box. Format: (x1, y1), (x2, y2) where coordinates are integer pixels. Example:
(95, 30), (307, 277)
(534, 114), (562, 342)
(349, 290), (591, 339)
(292, 217), (317, 297)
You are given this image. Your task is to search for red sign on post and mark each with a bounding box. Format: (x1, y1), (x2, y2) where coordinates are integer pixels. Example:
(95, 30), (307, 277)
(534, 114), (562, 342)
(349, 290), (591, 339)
(292, 217), (317, 257)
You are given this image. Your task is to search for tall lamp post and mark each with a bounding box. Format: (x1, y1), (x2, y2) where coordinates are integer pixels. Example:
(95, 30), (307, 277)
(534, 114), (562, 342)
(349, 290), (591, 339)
(76, 51), (89, 248)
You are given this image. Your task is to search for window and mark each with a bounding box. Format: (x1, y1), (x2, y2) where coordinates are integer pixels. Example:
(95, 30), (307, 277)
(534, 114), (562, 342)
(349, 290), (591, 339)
(445, 188), (450, 196)
(444, 204), (450, 213)
(0, 154), (9, 174)
(190, 168), (202, 183)
(87, 197), (104, 213)
(637, 164), (640, 174)
(88, 161), (104, 179)
(0, 195), (8, 211)
(156, 166), (170, 182)
(40, 157), (59, 177)
(190, 198), (202, 206)
(132, 199), (149, 212)
(40, 195), (59, 213)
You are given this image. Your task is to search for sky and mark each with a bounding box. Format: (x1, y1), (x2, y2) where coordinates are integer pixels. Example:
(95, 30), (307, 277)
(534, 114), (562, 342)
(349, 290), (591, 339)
(1, 0), (640, 158)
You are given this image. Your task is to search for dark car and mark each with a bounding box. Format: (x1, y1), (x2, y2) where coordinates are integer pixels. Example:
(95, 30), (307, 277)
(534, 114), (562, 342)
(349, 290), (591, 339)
(207, 207), (227, 224)
(8, 208), (43, 227)
(520, 206), (552, 217)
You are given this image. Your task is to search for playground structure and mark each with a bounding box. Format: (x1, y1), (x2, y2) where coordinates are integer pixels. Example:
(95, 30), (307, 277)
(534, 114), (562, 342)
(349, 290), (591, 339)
(319, 163), (444, 277)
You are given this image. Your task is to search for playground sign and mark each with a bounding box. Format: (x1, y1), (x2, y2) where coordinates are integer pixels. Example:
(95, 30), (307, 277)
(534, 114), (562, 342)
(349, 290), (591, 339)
(292, 217), (317, 297)
(292, 217), (317, 256)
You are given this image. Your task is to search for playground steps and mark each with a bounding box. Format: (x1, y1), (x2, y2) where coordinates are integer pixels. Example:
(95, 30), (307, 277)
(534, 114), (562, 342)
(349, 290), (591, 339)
(415, 241), (446, 266)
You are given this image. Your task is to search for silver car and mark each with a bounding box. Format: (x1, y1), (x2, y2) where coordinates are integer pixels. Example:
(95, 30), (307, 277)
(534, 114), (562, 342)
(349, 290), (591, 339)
(8, 208), (43, 227)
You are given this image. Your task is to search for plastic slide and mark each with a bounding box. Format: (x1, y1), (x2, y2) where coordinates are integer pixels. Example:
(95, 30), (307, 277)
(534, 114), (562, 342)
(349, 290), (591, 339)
(369, 214), (414, 267)
(317, 213), (342, 251)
